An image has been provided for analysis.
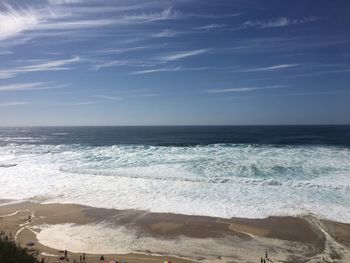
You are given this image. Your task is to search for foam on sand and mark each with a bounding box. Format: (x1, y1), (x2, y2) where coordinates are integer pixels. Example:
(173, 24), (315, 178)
(34, 222), (309, 262)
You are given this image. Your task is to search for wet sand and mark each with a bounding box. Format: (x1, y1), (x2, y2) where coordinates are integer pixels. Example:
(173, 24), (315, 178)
(1, 201), (349, 263)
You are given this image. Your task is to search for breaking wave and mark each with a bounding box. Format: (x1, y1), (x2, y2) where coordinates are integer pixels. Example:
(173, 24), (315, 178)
(0, 143), (349, 222)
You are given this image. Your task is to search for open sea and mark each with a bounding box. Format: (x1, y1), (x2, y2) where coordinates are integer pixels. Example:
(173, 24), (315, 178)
(0, 126), (349, 222)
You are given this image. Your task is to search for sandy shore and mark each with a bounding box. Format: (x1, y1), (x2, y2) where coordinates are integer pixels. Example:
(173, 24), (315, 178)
(0, 201), (349, 263)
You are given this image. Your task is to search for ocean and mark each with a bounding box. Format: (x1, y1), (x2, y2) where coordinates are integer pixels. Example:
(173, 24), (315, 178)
(0, 126), (349, 222)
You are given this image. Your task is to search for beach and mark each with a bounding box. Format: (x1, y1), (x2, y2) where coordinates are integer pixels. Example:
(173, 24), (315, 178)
(1, 201), (350, 263)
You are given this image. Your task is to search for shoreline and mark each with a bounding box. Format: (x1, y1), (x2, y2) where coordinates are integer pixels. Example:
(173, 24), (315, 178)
(1, 201), (350, 263)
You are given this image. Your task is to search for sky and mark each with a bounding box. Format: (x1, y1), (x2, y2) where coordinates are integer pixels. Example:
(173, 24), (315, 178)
(0, 0), (349, 126)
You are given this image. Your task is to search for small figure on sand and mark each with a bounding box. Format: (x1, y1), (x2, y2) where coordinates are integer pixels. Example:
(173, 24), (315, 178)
(64, 249), (68, 258)
(100, 255), (105, 261)
(83, 253), (86, 262)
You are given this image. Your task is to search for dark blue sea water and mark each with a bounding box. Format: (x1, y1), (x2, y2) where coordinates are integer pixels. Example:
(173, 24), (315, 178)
(0, 126), (349, 222)
(0, 125), (350, 146)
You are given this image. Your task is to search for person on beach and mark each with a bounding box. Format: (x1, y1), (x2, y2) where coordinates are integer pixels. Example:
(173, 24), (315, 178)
(100, 255), (105, 261)
(83, 253), (86, 262)
(64, 249), (68, 258)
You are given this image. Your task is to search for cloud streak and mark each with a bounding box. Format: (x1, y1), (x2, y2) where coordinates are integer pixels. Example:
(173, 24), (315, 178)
(130, 66), (208, 75)
(91, 46), (147, 54)
(152, 29), (179, 38)
(0, 56), (80, 79)
(194, 24), (226, 30)
(95, 92), (161, 100)
(94, 95), (123, 101)
(159, 49), (210, 61)
(0, 101), (29, 107)
(0, 82), (68, 91)
(50, 101), (97, 106)
(236, 64), (299, 73)
(242, 17), (318, 29)
(207, 85), (285, 93)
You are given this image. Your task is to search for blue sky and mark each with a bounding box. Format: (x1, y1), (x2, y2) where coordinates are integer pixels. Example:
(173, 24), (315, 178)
(0, 0), (349, 125)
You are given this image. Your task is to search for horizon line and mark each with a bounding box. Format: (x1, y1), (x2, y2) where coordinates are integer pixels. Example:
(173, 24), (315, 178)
(0, 124), (349, 128)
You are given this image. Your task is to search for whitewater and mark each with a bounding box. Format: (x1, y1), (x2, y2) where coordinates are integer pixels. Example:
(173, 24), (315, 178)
(1, 141), (349, 222)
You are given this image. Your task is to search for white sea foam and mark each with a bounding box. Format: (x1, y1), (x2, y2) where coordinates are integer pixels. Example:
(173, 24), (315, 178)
(0, 144), (349, 222)
(35, 223), (303, 261)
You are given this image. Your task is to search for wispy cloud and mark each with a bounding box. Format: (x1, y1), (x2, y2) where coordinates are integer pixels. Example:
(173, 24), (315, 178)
(0, 3), (177, 43)
(50, 1), (160, 13)
(159, 49), (210, 62)
(113, 7), (177, 24)
(0, 82), (68, 91)
(207, 85), (285, 93)
(243, 17), (290, 28)
(237, 64), (299, 73)
(0, 50), (12, 55)
(38, 6), (177, 32)
(92, 59), (161, 70)
(186, 13), (240, 19)
(286, 89), (350, 96)
(242, 17), (318, 29)
(130, 66), (208, 75)
(48, 0), (85, 4)
(36, 19), (119, 31)
(0, 4), (41, 41)
(92, 48), (211, 71)
(94, 95), (123, 101)
(51, 101), (97, 106)
(0, 56), (80, 79)
(256, 68), (350, 80)
(194, 24), (226, 30)
(130, 67), (181, 74)
(152, 29), (179, 38)
(219, 89), (350, 101)
(0, 101), (29, 107)
(0, 1), (239, 53)
(95, 90), (160, 100)
(91, 46), (147, 54)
